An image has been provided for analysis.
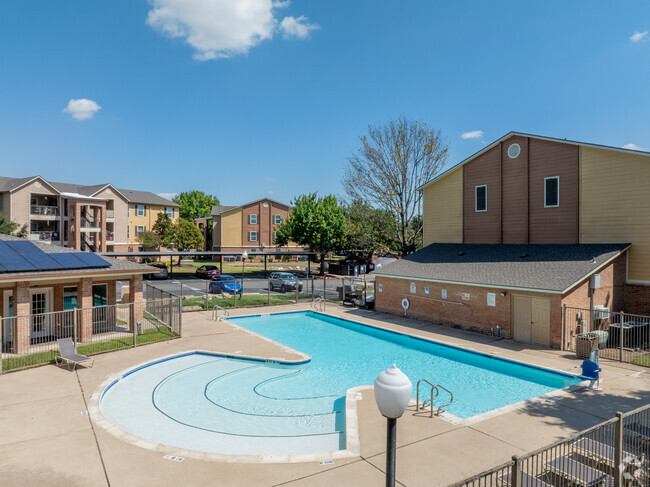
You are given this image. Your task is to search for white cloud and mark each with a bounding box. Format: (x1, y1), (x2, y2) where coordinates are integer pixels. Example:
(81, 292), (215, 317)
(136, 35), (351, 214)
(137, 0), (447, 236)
(630, 31), (648, 42)
(623, 143), (648, 152)
(267, 190), (275, 196)
(62, 99), (101, 120)
(461, 130), (484, 139)
(146, 0), (319, 61)
(158, 192), (178, 201)
(279, 16), (320, 39)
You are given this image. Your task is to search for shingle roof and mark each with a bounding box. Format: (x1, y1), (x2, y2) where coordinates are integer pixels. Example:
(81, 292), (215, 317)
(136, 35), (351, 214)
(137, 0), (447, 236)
(373, 243), (630, 293)
(117, 188), (179, 207)
(211, 205), (238, 216)
(0, 234), (151, 279)
(0, 176), (40, 192)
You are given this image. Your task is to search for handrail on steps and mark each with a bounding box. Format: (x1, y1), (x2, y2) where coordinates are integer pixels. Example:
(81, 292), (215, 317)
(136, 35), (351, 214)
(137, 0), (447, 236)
(310, 297), (325, 312)
(416, 378), (454, 417)
(212, 305), (229, 321)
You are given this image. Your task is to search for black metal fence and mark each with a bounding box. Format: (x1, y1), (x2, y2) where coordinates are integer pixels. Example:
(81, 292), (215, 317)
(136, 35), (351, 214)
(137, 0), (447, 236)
(565, 305), (650, 366)
(450, 404), (649, 487)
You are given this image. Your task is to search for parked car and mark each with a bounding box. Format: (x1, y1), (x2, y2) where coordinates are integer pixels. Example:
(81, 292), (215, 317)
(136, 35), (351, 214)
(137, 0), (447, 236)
(195, 265), (221, 279)
(269, 272), (303, 293)
(144, 263), (169, 280)
(209, 275), (242, 295)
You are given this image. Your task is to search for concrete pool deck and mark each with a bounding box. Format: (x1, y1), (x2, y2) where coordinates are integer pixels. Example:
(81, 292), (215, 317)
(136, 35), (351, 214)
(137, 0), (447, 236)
(1, 304), (649, 487)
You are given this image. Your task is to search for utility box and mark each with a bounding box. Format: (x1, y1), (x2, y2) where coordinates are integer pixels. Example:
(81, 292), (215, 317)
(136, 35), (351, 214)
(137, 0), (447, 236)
(590, 274), (601, 289)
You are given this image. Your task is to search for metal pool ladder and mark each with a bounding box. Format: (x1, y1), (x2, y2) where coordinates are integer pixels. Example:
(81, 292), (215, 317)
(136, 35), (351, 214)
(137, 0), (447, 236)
(311, 297), (325, 312)
(212, 305), (229, 321)
(416, 379), (454, 417)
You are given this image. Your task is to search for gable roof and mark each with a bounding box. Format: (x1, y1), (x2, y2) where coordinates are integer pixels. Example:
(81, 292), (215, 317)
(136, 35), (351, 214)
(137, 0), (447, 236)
(116, 188), (179, 207)
(211, 198), (291, 217)
(373, 243), (630, 294)
(419, 131), (650, 191)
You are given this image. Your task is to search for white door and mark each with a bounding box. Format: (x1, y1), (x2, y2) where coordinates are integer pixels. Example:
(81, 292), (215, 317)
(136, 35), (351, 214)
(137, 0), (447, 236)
(30, 289), (52, 340)
(2, 291), (13, 344)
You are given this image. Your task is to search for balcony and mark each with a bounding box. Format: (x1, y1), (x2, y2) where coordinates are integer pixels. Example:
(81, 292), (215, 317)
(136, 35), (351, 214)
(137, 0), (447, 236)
(30, 205), (60, 217)
(29, 231), (60, 243)
(106, 209), (115, 219)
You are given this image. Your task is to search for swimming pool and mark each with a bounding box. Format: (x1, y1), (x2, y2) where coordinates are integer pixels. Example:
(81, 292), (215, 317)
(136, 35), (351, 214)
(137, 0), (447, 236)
(98, 311), (582, 458)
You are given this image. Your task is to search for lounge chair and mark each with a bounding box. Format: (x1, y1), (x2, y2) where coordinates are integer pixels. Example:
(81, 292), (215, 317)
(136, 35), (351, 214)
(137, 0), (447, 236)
(55, 337), (94, 370)
(572, 437), (636, 466)
(500, 471), (553, 487)
(546, 456), (612, 486)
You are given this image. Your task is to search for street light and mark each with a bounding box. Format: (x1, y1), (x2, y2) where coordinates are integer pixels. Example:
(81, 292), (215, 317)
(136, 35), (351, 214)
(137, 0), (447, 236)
(241, 250), (248, 299)
(374, 364), (412, 487)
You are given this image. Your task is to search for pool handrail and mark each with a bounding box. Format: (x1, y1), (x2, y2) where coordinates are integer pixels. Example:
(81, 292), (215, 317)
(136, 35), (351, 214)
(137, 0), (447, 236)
(416, 378), (454, 417)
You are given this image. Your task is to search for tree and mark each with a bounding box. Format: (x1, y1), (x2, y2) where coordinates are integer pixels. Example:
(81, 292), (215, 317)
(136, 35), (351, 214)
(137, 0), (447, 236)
(274, 193), (347, 275)
(0, 211), (28, 238)
(343, 117), (448, 255)
(152, 212), (174, 246)
(170, 218), (204, 251)
(172, 191), (220, 221)
(343, 200), (396, 259)
(136, 231), (161, 251)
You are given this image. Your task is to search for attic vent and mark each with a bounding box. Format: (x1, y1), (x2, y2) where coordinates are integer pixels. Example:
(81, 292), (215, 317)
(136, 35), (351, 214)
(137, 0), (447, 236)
(508, 143), (521, 159)
(520, 253), (529, 258)
(458, 251), (466, 256)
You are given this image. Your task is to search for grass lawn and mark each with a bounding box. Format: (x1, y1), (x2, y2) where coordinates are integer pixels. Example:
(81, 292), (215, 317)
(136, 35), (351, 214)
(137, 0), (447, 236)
(183, 294), (312, 309)
(2, 327), (177, 372)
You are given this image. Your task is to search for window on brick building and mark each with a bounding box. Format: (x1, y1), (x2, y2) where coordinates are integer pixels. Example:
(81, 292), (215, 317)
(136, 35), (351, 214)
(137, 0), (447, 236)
(273, 214), (282, 224)
(249, 231), (258, 242)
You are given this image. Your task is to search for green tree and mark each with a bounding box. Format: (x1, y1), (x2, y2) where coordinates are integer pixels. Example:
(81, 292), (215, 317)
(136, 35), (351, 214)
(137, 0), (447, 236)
(0, 211), (28, 238)
(343, 117), (448, 255)
(152, 212), (174, 246)
(274, 193), (347, 275)
(343, 200), (396, 259)
(170, 218), (204, 251)
(136, 231), (161, 251)
(172, 191), (220, 221)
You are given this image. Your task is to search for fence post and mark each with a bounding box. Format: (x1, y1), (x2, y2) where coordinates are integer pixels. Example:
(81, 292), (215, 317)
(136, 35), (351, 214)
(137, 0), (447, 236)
(614, 412), (624, 487)
(511, 455), (520, 487)
(179, 281), (183, 302)
(133, 303), (137, 348)
(323, 277), (326, 312)
(267, 278), (270, 306)
(178, 296), (183, 337)
(205, 279), (209, 311)
(295, 281), (298, 304)
(0, 315), (3, 375)
(311, 277), (314, 302)
(562, 304), (567, 351)
(620, 311), (625, 362)
(233, 281), (237, 309)
(73, 308), (78, 349)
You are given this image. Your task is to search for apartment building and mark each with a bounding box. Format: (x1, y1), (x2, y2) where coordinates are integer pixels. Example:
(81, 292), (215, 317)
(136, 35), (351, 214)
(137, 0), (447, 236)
(0, 176), (178, 253)
(374, 132), (650, 348)
(210, 198), (303, 254)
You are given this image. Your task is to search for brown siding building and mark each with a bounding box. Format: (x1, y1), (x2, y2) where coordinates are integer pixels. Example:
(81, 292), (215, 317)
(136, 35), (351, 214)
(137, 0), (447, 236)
(376, 132), (650, 349)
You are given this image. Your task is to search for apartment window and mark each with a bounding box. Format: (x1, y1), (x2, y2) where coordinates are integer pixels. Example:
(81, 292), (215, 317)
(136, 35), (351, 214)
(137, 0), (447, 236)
(136, 205), (146, 217)
(127, 205), (130, 217)
(273, 214), (282, 225)
(475, 185), (487, 212)
(63, 287), (78, 311)
(127, 226), (130, 239)
(249, 231), (258, 242)
(544, 177), (559, 208)
(136, 225), (145, 235)
(165, 207), (174, 219)
(249, 214), (258, 224)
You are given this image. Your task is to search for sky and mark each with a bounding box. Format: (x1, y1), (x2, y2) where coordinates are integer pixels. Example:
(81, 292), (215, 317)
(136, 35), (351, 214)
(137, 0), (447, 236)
(0, 1), (649, 206)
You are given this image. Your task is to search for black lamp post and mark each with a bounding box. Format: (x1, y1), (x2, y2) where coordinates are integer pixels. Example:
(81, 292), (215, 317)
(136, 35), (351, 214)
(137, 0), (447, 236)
(374, 364), (412, 487)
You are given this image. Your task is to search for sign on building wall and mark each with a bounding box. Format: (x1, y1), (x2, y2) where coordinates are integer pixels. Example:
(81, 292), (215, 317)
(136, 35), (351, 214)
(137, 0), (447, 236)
(424, 286), (429, 294)
(487, 292), (496, 307)
(462, 293), (470, 300)
(442, 289), (447, 299)
(378, 283), (382, 292)
(410, 282), (416, 293)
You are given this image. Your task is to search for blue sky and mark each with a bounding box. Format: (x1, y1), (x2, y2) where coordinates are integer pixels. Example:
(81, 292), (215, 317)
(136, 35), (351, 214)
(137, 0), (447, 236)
(1, 1), (648, 206)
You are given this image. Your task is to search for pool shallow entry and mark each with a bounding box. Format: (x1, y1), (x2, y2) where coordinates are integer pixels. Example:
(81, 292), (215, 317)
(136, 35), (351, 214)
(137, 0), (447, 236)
(99, 311), (583, 458)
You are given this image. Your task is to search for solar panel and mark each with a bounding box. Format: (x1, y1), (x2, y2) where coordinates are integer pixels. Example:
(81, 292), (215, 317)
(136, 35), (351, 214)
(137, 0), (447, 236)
(73, 252), (110, 268)
(48, 252), (88, 268)
(0, 241), (37, 272)
(5, 241), (62, 269)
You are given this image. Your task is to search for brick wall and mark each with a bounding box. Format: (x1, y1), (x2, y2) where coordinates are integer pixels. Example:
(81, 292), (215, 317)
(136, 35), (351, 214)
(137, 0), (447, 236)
(625, 284), (650, 315)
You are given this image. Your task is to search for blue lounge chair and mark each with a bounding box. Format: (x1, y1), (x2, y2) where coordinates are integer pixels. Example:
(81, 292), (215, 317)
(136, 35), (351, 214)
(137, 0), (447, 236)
(579, 360), (601, 390)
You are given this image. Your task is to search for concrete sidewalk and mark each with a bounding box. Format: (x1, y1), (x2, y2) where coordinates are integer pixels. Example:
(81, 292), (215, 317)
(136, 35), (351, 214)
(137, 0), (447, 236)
(1, 304), (648, 487)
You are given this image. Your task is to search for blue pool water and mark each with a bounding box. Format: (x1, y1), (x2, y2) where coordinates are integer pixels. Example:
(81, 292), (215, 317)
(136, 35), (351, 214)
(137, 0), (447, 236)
(99, 311), (582, 456)
(229, 311), (581, 418)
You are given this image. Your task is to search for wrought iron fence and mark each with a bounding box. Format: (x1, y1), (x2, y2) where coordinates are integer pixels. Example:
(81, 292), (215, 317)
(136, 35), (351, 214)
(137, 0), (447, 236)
(450, 404), (650, 487)
(565, 305), (650, 366)
(0, 298), (181, 373)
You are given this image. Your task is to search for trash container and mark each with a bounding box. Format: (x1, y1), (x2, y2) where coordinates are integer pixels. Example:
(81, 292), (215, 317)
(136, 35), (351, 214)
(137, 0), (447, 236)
(576, 333), (598, 359)
(590, 330), (609, 349)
